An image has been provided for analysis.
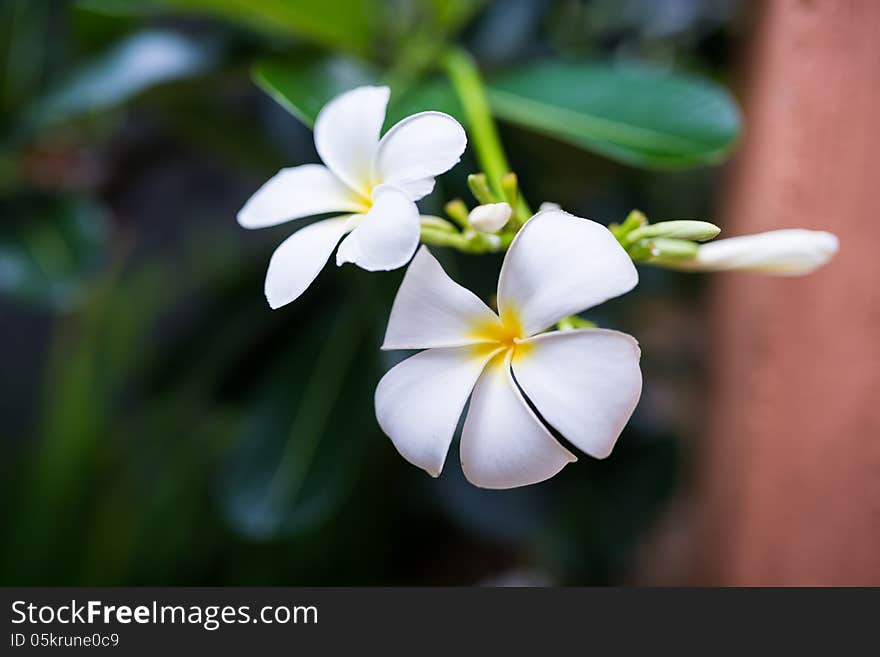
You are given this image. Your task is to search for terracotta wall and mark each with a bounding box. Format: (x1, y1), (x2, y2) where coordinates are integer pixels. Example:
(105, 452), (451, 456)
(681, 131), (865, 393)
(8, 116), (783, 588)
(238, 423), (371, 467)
(693, 0), (880, 585)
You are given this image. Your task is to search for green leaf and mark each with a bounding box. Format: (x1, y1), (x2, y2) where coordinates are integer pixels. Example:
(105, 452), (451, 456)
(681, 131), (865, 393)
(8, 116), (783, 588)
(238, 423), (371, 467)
(253, 57), (463, 129)
(253, 57), (380, 128)
(218, 301), (376, 540)
(82, 0), (377, 54)
(29, 30), (214, 128)
(487, 61), (742, 169)
(385, 77), (463, 125)
(429, 0), (488, 35)
(0, 196), (110, 310)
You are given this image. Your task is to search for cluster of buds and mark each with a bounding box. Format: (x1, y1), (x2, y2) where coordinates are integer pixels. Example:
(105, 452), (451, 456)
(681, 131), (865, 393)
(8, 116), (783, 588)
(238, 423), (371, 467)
(419, 171), (531, 254)
(612, 209), (838, 276)
(611, 210), (720, 262)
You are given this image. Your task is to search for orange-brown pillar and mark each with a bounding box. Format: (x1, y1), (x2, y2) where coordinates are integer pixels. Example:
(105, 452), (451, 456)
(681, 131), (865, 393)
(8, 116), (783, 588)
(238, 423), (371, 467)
(694, 0), (880, 585)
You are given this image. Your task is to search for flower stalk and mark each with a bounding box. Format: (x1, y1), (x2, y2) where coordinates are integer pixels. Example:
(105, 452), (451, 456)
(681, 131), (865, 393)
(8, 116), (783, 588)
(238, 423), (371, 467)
(420, 224), (511, 253)
(612, 210), (720, 263)
(443, 199), (471, 228)
(443, 47), (532, 222)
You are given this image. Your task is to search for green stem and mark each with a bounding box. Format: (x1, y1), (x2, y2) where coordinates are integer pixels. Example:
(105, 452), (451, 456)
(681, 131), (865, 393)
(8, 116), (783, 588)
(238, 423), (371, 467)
(420, 226), (512, 253)
(442, 47), (532, 219)
(443, 48), (507, 193)
(419, 215), (457, 232)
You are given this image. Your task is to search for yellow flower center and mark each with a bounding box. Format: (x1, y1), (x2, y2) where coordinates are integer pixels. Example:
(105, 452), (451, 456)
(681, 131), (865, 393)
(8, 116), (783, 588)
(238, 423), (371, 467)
(468, 307), (532, 361)
(353, 188), (373, 213)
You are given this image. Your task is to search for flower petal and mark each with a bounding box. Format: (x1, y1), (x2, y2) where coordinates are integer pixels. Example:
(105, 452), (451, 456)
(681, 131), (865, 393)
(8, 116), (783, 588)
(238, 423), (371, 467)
(375, 345), (501, 477)
(382, 246), (500, 350)
(496, 209), (638, 336)
(393, 177), (435, 201)
(335, 184), (420, 272)
(513, 329), (642, 459)
(314, 86), (389, 197)
(237, 164), (364, 229)
(460, 352), (576, 489)
(264, 216), (354, 309)
(373, 111), (467, 201)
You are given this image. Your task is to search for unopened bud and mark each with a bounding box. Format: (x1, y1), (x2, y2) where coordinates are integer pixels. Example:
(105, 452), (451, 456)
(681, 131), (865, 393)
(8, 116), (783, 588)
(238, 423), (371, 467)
(444, 199), (470, 228)
(656, 229), (839, 276)
(468, 202), (512, 233)
(626, 220), (721, 244)
(467, 173), (495, 205)
(500, 172), (519, 207)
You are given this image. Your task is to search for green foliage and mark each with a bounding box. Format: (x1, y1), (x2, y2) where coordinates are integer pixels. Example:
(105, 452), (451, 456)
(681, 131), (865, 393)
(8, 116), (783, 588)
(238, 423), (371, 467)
(255, 57), (741, 170)
(253, 57), (380, 128)
(385, 77), (464, 125)
(80, 0), (378, 55)
(488, 61), (741, 169)
(428, 0), (487, 35)
(253, 57), (463, 130)
(28, 30), (214, 130)
(0, 196), (110, 310)
(219, 297), (378, 540)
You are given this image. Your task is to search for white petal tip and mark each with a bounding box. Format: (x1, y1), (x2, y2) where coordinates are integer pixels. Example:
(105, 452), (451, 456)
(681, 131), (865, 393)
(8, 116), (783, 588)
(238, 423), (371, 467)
(265, 290), (294, 310)
(354, 259), (409, 273)
(361, 84), (390, 94)
(462, 462), (573, 490)
(816, 231), (840, 256)
(236, 210), (256, 229)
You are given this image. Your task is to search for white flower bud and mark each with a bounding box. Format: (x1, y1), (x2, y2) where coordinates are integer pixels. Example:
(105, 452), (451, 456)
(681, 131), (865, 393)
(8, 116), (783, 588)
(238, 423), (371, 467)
(663, 229), (839, 276)
(468, 202), (512, 233)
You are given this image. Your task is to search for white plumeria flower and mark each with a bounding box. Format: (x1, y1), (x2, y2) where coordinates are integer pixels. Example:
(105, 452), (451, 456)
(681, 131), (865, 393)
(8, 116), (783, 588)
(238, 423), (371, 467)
(662, 228), (838, 275)
(468, 202), (512, 233)
(237, 86), (467, 308)
(375, 209), (642, 489)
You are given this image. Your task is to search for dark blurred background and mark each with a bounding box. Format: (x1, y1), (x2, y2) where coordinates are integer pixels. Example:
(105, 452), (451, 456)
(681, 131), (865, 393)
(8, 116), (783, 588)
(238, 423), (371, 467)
(3, 0), (874, 586)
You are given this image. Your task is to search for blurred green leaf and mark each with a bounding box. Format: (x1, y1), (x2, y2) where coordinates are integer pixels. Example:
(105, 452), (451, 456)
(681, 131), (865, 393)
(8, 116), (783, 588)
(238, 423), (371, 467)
(2, 283), (114, 583)
(487, 61), (742, 169)
(166, 0), (375, 52)
(219, 299), (376, 540)
(385, 77), (463, 124)
(543, 438), (679, 583)
(253, 57), (462, 129)
(253, 57), (380, 128)
(75, 0), (163, 15)
(1, 0), (52, 114)
(29, 30), (214, 128)
(430, 0), (487, 34)
(433, 461), (554, 543)
(0, 196), (110, 310)
(81, 0), (376, 54)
